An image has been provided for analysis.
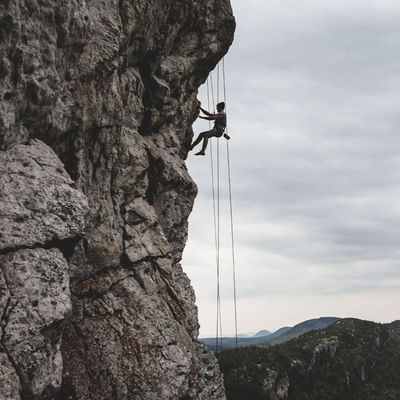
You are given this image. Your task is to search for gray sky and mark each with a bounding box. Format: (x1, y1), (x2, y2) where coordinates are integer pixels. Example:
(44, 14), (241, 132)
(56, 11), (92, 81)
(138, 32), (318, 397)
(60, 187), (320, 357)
(183, 0), (400, 337)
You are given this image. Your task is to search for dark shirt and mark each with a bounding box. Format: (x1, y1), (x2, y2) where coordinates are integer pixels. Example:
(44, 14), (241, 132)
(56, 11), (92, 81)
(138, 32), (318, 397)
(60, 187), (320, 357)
(215, 111), (227, 129)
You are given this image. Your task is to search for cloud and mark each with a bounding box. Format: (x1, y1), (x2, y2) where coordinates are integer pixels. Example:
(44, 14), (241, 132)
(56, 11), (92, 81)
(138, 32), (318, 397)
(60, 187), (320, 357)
(184, 0), (400, 335)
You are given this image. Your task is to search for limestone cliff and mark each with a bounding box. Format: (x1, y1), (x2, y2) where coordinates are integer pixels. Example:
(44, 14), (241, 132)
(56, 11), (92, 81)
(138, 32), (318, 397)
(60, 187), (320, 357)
(0, 1), (235, 399)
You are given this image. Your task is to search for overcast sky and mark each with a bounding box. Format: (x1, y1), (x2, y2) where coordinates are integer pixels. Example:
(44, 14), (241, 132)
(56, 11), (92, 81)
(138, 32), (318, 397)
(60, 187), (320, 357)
(183, 0), (400, 337)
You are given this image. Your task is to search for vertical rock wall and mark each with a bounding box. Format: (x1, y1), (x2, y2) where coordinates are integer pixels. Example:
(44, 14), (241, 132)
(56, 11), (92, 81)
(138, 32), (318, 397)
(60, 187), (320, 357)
(0, 1), (235, 399)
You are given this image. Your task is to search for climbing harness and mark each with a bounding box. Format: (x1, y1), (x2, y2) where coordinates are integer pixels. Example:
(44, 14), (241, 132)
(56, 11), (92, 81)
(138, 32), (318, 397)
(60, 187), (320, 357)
(206, 59), (238, 352)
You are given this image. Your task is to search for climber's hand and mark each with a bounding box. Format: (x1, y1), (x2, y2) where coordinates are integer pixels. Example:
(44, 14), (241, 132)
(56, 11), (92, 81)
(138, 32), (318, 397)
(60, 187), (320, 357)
(224, 134), (231, 140)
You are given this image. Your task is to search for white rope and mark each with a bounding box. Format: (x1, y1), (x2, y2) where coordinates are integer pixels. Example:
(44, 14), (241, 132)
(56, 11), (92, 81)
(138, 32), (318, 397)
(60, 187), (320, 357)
(208, 73), (223, 352)
(205, 59), (238, 352)
(223, 57), (239, 349)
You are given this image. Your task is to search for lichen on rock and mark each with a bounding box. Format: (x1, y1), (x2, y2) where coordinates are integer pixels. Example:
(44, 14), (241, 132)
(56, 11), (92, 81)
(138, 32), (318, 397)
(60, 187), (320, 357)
(0, 140), (88, 252)
(1, 248), (72, 399)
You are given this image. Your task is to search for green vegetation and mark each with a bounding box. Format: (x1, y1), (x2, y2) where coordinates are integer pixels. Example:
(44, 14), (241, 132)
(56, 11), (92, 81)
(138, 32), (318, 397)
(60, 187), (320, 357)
(218, 319), (400, 400)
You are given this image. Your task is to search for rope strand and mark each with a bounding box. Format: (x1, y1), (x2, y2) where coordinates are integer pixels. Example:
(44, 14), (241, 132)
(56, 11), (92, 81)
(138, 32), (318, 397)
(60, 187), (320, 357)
(205, 60), (237, 352)
(226, 140), (238, 349)
(217, 132), (223, 351)
(222, 57), (238, 350)
(208, 73), (222, 352)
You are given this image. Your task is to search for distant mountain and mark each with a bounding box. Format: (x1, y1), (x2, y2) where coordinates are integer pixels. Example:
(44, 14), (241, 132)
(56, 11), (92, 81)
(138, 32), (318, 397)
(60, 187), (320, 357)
(267, 317), (340, 345)
(253, 330), (271, 337)
(218, 319), (400, 400)
(201, 335), (266, 351)
(266, 326), (291, 340)
(200, 317), (340, 351)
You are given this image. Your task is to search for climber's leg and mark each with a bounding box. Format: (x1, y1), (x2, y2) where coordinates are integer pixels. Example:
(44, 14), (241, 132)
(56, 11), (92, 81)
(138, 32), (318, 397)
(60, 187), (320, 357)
(191, 128), (217, 150)
(192, 128), (218, 155)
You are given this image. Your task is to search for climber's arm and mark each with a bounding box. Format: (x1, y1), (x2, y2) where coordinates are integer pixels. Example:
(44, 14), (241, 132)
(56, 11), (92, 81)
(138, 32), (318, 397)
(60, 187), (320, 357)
(199, 115), (216, 121)
(200, 107), (216, 117)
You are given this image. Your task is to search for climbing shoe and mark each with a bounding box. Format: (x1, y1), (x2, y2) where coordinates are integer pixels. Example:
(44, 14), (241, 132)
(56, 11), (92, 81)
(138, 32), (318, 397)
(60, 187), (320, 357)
(195, 151), (205, 156)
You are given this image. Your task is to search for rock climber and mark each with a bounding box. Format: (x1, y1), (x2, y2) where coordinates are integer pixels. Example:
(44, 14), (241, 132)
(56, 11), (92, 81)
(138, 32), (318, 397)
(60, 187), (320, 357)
(190, 102), (229, 156)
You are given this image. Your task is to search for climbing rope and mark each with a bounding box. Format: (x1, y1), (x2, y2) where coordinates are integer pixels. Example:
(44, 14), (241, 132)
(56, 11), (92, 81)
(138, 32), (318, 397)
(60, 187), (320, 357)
(205, 58), (238, 352)
(208, 73), (223, 352)
(222, 57), (239, 350)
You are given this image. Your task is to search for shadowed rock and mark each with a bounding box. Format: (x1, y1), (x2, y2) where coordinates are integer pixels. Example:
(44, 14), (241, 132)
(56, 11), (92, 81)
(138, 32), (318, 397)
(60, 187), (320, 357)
(0, 0), (235, 399)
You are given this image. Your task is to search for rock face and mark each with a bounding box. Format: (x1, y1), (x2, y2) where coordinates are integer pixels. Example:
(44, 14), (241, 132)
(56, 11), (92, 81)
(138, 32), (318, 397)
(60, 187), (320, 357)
(0, 1), (235, 399)
(0, 140), (87, 399)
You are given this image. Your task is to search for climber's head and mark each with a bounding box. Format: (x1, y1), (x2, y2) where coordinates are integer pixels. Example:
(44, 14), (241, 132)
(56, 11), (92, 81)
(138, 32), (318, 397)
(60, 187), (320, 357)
(216, 102), (225, 112)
